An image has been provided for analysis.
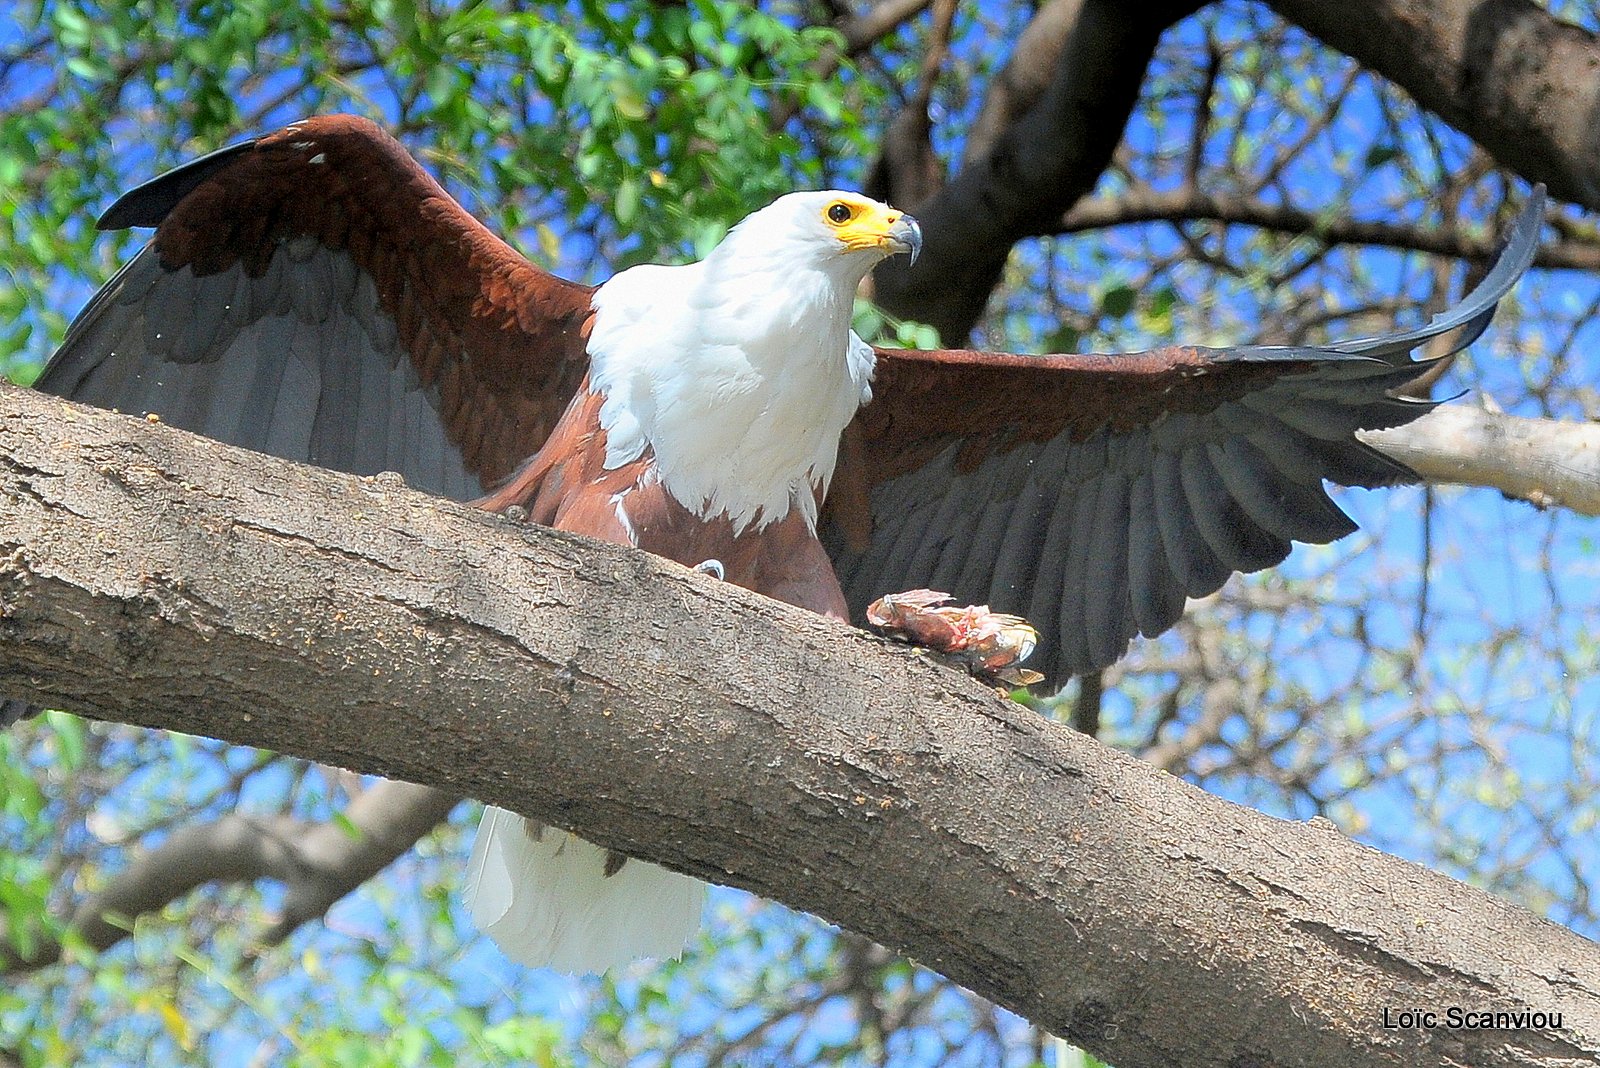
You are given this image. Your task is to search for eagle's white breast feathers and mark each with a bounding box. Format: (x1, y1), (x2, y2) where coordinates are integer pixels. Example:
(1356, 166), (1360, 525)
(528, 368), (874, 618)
(587, 192), (893, 533)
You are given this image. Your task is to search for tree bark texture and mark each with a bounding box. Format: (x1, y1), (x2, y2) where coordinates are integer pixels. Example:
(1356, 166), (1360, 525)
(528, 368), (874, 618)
(1, 381), (1597, 1068)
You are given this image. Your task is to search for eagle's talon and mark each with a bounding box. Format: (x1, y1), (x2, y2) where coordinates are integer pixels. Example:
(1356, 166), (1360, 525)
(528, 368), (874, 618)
(693, 559), (726, 581)
(867, 589), (1043, 687)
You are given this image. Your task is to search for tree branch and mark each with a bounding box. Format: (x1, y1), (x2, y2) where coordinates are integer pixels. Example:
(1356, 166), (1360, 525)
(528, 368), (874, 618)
(869, 0), (1600, 350)
(0, 776), (457, 973)
(869, 0), (1204, 343)
(837, 0), (935, 53)
(1361, 404), (1600, 516)
(1056, 184), (1600, 271)
(2, 381), (1597, 1068)
(1267, 0), (1600, 210)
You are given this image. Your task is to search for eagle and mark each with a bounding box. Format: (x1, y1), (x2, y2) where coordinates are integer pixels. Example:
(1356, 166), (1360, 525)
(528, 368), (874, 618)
(22, 115), (1542, 972)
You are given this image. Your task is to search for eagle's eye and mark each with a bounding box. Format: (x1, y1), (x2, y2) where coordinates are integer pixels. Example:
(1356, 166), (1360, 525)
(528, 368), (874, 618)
(826, 201), (855, 225)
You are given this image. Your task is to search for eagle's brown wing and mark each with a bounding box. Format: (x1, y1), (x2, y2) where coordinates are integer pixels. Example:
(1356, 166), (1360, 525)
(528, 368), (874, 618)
(34, 114), (595, 499)
(830, 189), (1544, 684)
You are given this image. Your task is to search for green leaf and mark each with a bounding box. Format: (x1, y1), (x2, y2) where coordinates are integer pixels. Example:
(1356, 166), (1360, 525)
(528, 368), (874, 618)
(1098, 284), (1136, 318)
(614, 177), (642, 227)
(805, 81), (843, 122)
(1365, 144), (1399, 168)
(44, 711), (85, 770)
(613, 82), (649, 121)
(332, 811), (364, 842)
(1044, 325), (1081, 353)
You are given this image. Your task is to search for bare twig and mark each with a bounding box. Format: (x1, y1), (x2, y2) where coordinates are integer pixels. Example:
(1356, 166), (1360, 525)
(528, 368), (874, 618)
(1055, 185), (1600, 269)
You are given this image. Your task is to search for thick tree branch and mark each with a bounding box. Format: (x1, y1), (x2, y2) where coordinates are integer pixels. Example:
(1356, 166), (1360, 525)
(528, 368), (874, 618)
(1268, 0), (1600, 210)
(261, 781), (459, 944)
(869, 0), (1204, 342)
(838, 0), (934, 52)
(960, 0), (1095, 167)
(1362, 404), (1600, 516)
(2, 381), (1597, 1068)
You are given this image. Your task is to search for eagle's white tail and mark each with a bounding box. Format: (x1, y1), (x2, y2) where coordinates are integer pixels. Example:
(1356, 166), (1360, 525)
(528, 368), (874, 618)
(465, 805), (706, 974)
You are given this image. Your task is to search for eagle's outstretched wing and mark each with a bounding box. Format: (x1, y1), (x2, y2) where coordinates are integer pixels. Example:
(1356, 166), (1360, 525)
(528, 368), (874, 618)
(35, 114), (594, 500)
(830, 190), (1544, 681)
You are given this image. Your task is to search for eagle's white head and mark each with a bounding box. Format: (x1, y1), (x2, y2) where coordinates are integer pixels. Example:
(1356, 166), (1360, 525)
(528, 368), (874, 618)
(589, 190), (921, 532)
(709, 190), (922, 282)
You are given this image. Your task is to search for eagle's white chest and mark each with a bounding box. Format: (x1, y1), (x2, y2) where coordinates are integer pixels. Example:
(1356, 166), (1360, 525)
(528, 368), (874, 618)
(587, 255), (875, 533)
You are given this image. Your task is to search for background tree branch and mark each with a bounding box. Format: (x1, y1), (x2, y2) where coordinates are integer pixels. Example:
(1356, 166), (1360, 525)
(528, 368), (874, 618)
(1267, 0), (1600, 210)
(1056, 185), (1600, 271)
(867, 0), (1600, 347)
(3, 383), (1598, 1068)
(1362, 405), (1600, 516)
(868, 0), (1205, 342)
(0, 779), (457, 973)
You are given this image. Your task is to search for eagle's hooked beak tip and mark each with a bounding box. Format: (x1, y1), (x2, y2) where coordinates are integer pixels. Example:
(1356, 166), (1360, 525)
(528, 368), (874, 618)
(897, 216), (923, 267)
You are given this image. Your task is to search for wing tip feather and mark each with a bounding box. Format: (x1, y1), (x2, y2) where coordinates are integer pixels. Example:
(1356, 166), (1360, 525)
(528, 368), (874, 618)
(97, 138), (260, 231)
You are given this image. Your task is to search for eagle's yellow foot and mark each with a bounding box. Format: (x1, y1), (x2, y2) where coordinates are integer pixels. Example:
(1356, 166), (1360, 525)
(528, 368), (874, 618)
(867, 589), (1044, 687)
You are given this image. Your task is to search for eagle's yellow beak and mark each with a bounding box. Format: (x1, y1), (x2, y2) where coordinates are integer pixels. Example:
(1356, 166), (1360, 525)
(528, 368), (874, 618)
(839, 207), (923, 265)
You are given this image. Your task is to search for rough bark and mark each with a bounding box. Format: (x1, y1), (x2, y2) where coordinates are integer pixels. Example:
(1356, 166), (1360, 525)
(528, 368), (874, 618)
(1269, 0), (1600, 211)
(4, 388), (1600, 1066)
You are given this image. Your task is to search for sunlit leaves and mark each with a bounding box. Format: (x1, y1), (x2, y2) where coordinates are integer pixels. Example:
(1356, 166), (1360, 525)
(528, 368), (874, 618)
(852, 298), (939, 350)
(0, 1), (880, 375)
(480, 1017), (571, 1066)
(452, 0), (872, 267)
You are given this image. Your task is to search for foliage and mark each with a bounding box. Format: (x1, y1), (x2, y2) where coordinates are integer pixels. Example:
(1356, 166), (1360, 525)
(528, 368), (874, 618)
(0, 0), (881, 381)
